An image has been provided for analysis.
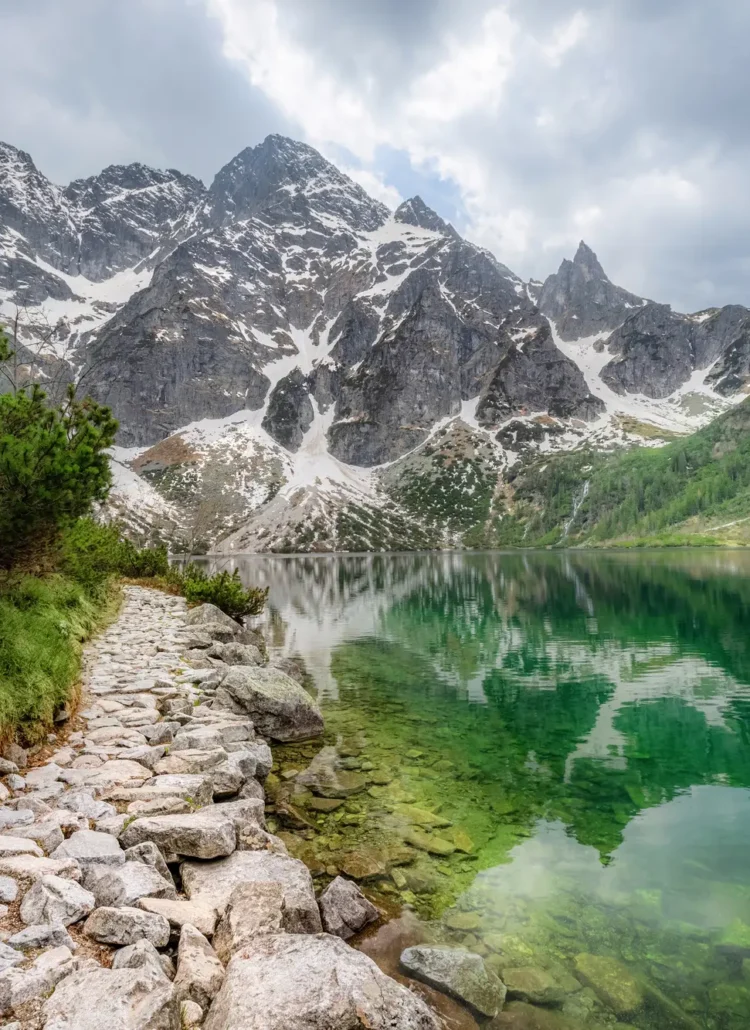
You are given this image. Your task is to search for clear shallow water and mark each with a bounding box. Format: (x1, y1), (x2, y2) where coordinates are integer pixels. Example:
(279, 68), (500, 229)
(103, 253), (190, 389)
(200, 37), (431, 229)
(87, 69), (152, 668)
(202, 551), (750, 1029)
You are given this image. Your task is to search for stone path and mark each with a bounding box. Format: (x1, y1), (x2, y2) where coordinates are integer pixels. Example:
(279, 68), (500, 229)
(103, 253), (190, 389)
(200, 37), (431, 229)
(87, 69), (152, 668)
(0, 586), (440, 1030)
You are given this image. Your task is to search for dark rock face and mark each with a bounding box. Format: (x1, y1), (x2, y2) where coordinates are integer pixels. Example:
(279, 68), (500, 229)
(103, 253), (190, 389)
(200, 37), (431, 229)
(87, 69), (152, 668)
(262, 370), (314, 450)
(601, 302), (750, 398)
(538, 241), (646, 341)
(477, 325), (605, 423)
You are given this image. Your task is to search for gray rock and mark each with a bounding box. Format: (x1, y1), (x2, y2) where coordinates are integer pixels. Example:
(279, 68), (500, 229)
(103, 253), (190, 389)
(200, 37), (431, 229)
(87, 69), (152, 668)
(6, 818), (64, 853)
(319, 876), (379, 939)
(138, 897), (218, 937)
(19, 875), (95, 926)
(0, 942), (24, 972)
(119, 810), (237, 860)
(204, 933), (440, 1030)
(4, 745), (27, 770)
(8, 922), (74, 951)
(212, 882), (284, 963)
(0, 876), (17, 903)
(85, 861), (176, 907)
(52, 829), (124, 869)
(0, 854), (81, 882)
(206, 641), (263, 666)
(0, 835), (43, 858)
(41, 964), (178, 1029)
(112, 939), (172, 981)
(173, 924), (224, 1010)
(125, 840), (174, 884)
(213, 666), (324, 742)
(83, 905), (171, 947)
(184, 604), (242, 634)
(0, 809), (33, 830)
(400, 945), (507, 1018)
(181, 850), (322, 932)
(57, 792), (116, 821)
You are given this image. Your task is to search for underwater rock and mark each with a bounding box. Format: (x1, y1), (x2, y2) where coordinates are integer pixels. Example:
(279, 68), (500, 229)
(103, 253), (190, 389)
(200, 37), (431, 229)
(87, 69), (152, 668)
(400, 945), (507, 1018)
(444, 911), (481, 932)
(573, 953), (643, 1015)
(307, 798), (344, 813)
(296, 748), (367, 798)
(503, 967), (566, 1007)
(487, 1001), (580, 1029)
(392, 804), (452, 829)
(403, 828), (455, 856)
(338, 848), (387, 881)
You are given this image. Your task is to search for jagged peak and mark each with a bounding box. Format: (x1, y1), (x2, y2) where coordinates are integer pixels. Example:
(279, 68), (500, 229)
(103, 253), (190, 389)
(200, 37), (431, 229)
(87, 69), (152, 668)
(207, 135), (389, 232)
(394, 195), (454, 235)
(573, 240), (608, 281)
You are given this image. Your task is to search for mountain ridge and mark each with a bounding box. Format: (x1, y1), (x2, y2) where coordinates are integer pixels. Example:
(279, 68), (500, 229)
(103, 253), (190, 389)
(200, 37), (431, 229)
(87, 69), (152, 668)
(2, 133), (749, 552)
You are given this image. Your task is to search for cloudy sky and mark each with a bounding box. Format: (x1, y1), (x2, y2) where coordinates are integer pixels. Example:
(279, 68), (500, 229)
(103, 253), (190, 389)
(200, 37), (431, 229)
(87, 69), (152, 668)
(2, 0), (749, 312)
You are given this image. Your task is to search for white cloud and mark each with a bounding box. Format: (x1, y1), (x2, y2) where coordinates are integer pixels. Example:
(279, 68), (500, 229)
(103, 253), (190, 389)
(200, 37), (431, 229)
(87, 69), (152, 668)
(541, 11), (589, 67)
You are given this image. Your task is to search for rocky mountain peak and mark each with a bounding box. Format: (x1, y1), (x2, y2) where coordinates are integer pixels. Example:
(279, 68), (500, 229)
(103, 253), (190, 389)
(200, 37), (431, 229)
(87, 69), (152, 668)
(573, 240), (607, 281)
(205, 134), (389, 232)
(538, 241), (646, 341)
(394, 195), (454, 235)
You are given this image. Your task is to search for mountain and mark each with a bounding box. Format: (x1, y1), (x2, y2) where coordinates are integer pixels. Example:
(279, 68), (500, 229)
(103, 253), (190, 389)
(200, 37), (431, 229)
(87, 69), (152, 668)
(1, 134), (749, 552)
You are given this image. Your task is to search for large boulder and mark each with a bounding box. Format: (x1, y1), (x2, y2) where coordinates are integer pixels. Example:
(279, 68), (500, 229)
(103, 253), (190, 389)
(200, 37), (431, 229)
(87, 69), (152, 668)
(181, 851), (322, 932)
(213, 667), (323, 742)
(318, 876), (379, 940)
(85, 862), (176, 907)
(184, 604), (241, 634)
(52, 830), (124, 870)
(400, 945), (507, 1018)
(213, 882), (284, 963)
(83, 906), (170, 948)
(204, 933), (440, 1030)
(42, 965), (177, 1029)
(19, 875), (95, 927)
(119, 811), (237, 860)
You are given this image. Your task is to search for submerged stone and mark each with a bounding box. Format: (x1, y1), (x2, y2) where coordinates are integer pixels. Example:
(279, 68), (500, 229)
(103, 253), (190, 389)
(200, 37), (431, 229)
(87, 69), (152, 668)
(403, 828), (455, 856)
(401, 945), (507, 1018)
(573, 953), (643, 1015)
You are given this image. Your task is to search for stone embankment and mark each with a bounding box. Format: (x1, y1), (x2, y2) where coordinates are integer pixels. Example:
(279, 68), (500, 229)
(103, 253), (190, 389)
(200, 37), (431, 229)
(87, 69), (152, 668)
(0, 586), (440, 1030)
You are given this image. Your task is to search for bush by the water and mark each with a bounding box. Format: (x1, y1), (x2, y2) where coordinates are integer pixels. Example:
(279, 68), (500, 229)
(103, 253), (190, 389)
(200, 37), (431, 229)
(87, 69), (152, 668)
(60, 520), (267, 619)
(179, 563), (268, 620)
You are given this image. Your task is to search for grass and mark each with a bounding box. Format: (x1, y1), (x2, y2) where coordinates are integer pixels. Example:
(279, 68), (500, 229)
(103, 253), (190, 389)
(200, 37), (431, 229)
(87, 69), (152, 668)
(0, 573), (120, 745)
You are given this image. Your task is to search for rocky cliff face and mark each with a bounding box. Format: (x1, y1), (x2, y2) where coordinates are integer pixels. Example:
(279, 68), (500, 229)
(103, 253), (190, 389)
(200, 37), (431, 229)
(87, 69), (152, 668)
(2, 134), (749, 552)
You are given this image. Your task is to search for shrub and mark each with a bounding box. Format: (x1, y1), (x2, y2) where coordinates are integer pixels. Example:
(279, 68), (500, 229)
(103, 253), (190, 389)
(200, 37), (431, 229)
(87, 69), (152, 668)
(0, 333), (117, 570)
(182, 567), (268, 620)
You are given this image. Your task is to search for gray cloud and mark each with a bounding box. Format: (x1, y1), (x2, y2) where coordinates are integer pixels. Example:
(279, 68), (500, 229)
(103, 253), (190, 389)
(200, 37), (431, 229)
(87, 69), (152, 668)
(0, 0), (291, 185)
(1, 0), (749, 312)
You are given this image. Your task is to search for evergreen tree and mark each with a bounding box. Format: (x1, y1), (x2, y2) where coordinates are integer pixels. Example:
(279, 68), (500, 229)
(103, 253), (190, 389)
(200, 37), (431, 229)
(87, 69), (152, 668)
(0, 331), (117, 569)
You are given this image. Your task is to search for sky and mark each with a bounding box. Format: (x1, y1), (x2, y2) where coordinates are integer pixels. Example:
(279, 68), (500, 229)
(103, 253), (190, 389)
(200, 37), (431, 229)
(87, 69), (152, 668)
(2, 0), (749, 313)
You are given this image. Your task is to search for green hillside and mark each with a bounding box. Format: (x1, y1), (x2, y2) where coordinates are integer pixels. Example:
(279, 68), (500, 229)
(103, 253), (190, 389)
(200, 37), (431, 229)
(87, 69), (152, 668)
(470, 398), (750, 548)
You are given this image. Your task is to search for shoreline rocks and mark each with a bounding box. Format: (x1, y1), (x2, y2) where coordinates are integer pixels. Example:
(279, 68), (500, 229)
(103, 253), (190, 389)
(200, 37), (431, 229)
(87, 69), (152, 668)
(0, 588), (451, 1030)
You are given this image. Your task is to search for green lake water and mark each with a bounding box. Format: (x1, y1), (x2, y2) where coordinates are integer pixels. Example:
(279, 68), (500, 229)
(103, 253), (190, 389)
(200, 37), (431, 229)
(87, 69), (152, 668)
(208, 551), (750, 1029)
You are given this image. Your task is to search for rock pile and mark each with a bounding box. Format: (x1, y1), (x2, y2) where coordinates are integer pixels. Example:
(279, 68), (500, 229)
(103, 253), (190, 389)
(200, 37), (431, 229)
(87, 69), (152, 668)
(0, 587), (438, 1029)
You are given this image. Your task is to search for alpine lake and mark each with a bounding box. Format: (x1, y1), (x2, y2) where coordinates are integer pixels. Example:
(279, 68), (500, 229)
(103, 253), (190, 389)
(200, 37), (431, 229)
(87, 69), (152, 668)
(195, 550), (750, 1030)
